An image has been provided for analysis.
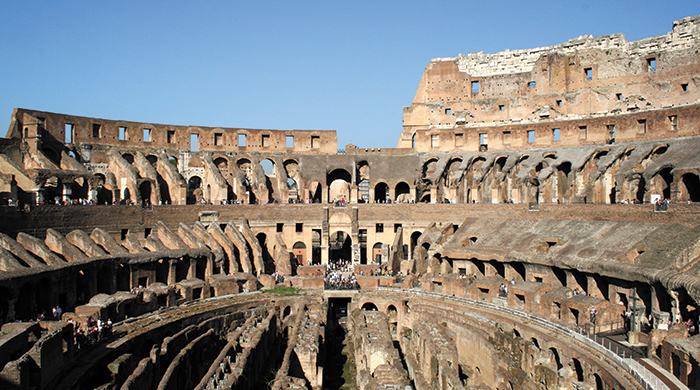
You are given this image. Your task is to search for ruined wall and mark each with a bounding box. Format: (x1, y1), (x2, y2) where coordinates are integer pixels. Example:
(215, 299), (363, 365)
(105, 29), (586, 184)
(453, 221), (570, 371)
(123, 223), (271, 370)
(400, 15), (700, 152)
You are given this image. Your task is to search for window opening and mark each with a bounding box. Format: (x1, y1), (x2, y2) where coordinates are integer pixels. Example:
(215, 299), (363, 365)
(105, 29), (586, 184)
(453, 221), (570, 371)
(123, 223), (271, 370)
(65, 124), (73, 143)
(286, 135), (294, 148)
(471, 81), (480, 93)
(579, 126), (588, 140)
(238, 133), (246, 147)
(528, 81), (536, 88)
(552, 128), (560, 141)
(502, 131), (511, 144)
(119, 126), (127, 141)
(296, 223), (303, 233)
(527, 130), (535, 143)
(479, 133), (487, 145)
(455, 133), (464, 147)
(681, 83), (689, 91)
(311, 135), (320, 148)
(394, 223), (402, 232)
(376, 223), (384, 233)
(92, 124), (101, 138)
(167, 130), (175, 143)
(499, 104), (505, 111)
(214, 133), (223, 146)
(431, 134), (439, 148)
(669, 115), (678, 131)
(277, 223), (283, 233)
(584, 68), (593, 81)
(607, 124), (616, 143)
(262, 134), (270, 147)
(556, 100), (562, 107)
(616, 93), (622, 100)
(638, 119), (647, 134)
(647, 57), (656, 72)
(190, 134), (199, 152)
(143, 128), (151, 142)
(445, 108), (451, 115)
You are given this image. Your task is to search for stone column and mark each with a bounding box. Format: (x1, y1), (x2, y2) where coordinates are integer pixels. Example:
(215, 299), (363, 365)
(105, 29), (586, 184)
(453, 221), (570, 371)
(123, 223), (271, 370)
(168, 259), (177, 285)
(321, 207), (329, 265)
(351, 207), (360, 264)
(188, 257), (197, 279)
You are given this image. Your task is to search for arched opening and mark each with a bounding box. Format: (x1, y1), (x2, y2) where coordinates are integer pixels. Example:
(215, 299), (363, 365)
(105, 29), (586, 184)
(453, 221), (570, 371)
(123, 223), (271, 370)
(361, 302), (378, 311)
(122, 153), (134, 164)
(146, 155), (158, 166)
(594, 373), (604, 390)
(635, 175), (646, 203)
(374, 182), (389, 203)
(410, 231), (422, 259)
(329, 231), (352, 263)
(139, 181), (152, 206)
(328, 169), (351, 203)
(549, 348), (563, 371)
(308, 181), (322, 203)
(311, 230), (322, 264)
(411, 133), (416, 148)
(292, 242), (306, 266)
(395, 181), (410, 203)
(261, 159), (275, 176)
(572, 358), (584, 382)
(658, 168), (674, 200)
(372, 242), (383, 263)
(256, 233), (274, 274)
(357, 161), (370, 202)
(681, 173), (700, 202)
(44, 176), (63, 204)
(187, 176), (202, 205)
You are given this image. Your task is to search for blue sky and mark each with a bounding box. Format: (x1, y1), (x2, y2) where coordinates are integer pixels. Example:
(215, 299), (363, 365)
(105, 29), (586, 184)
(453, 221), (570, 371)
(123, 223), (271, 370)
(1, 1), (697, 148)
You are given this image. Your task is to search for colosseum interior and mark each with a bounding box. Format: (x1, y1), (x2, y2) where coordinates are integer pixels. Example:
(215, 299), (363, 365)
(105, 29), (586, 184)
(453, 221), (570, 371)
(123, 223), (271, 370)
(1, 14), (700, 390)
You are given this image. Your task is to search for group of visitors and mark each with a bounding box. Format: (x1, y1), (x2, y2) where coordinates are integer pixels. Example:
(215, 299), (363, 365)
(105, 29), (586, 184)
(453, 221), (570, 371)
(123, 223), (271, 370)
(324, 260), (359, 290)
(71, 318), (113, 351)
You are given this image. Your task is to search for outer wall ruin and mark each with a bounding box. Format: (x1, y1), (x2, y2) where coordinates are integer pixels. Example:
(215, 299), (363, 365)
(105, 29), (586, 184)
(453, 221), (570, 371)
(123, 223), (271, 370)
(1, 14), (700, 390)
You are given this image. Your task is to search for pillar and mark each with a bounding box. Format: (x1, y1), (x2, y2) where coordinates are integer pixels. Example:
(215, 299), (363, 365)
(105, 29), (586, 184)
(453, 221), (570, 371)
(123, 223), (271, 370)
(321, 207), (329, 264)
(168, 259), (177, 285)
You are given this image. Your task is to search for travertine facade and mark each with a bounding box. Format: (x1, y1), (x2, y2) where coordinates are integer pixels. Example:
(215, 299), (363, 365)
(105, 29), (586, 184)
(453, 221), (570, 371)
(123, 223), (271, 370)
(1, 14), (700, 390)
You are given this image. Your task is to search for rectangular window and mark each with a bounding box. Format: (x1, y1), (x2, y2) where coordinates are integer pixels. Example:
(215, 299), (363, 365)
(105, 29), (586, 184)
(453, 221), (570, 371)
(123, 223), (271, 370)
(190, 133), (199, 151)
(276, 223), (283, 233)
(579, 126), (588, 140)
(311, 135), (320, 148)
(584, 67), (593, 81)
(92, 124), (101, 138)
(499, 104), (505, 111)
(479, 133), (487, 145)
(376, 223), (384, 233)
(359, 229), (367, 243)
(647, 57), (656, 72)
(527, 130), (535, 143)
(445, 108), (451, 115)
(119, 126), (127, 141)
(681, 83), (689, 92)
(637, 119), (647, 134)
(121, 229), (128, 240)
(214, 133), (223, 146)
(262, 134), (270, 147)
(552, 128), (560, 141)
(431, 134), (439, 148)
(556, 99), (562, 107)
(455, 133), (464, 147)
(65, 124), (73, 143)
(503, 131), (511, 144)
(471, 80), (480, 93)
(394, 223), (402, 232)
(296, 223), (303, 233)
(143, 128), (151, 142)
(528, 81), (536, 88)
(668, 115), (678, 131)
(616, 93), (622, 100)
(238, 133), (246, 147)
(286, 135), (294, 148)
(167, 130), (175, 143)
(607, 124), (616, 143)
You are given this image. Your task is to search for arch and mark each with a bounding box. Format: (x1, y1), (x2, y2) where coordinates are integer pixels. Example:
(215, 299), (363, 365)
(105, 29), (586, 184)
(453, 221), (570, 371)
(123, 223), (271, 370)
(387, 304), (397, 315)
(329, 179), (350, 203)
(395, 181), (410, 202)
(411, 231), (422, 257)
(594, 373), (604, 390)
(122, 153), (134, 164)
(572, 358), (584, 382)
(292, 241), (306, 265)
(139, 181), (152, 205)
(374, 182), (389, 203)
(308, 180), (322, 203)
(372, 242), (383, 263)
(681, 173), (700, 202)
(187, 176), (202, 205)
(168, 155), (178, 168)
(361, 302), (378, 311)
(256, 233), (274, 273)
(329, 231), (352, 263)
(261, 158), (275, 176)
(495, 156), (508, 172)
(656, 167), (674, 199)
(146, 154), (158, 166)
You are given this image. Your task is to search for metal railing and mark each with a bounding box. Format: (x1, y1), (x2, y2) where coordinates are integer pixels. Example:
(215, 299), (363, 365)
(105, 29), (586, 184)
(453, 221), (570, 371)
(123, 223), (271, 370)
(378, 287), (671, 390)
